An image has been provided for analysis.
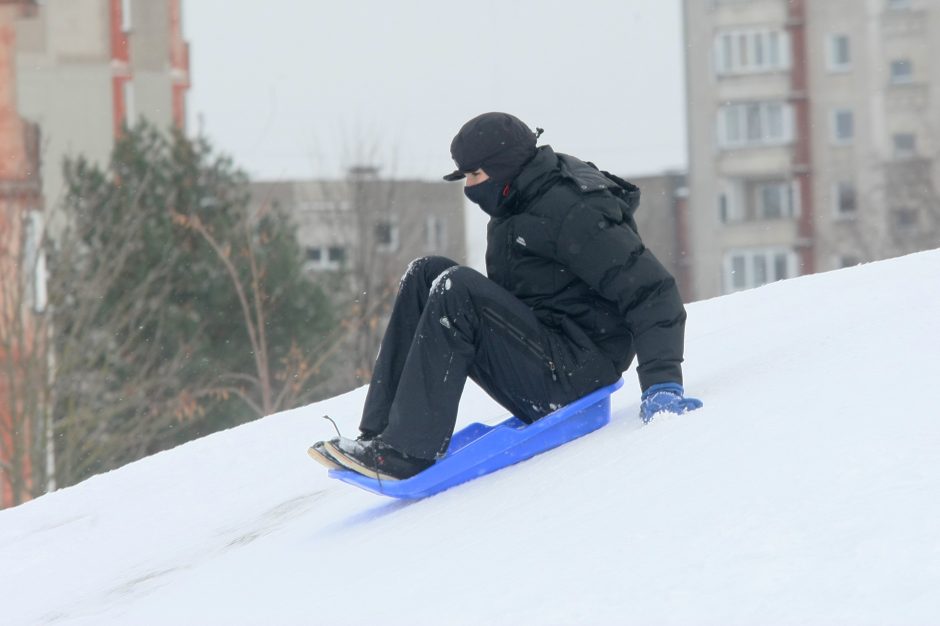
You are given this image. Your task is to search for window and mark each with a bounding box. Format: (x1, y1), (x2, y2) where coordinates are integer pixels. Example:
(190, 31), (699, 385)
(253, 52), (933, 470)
(718, 193), (730, 223)
(425, 216), (447, 251)
(828, 35), (852, 71)
(719, 179), (799, 223)
(123, 79), (136, 127)
(893, 133), (917, 158)
(304, 245), (346, 270)
(893, 207), (919, 232)
(887, 0), (912, 9)
(714, 29), (790, 75)
(837, 255), (861, 269)
(755, 181), (796, 219)
(889, 59), (913, 84)
(718, 181), (744, 223)
(328, 246), (346, 264)
(23, 211), (47, 313)
(374, 219), (400, 253)
(724, 248), (798, 293)
(831, 109), (854, 144)
(730, 255), (747, 291)
(121, 0), (132, 31)
(833, 181), (858, 217)
(718, 102), (793, 148)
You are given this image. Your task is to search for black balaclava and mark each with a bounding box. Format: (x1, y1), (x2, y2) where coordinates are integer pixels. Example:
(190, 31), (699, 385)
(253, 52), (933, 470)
(462, 177), (505, 216)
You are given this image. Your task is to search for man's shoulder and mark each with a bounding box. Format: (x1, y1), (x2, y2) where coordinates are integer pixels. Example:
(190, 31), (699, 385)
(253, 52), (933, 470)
(526, 165), (625, 225)
(555, 153), (620, 194)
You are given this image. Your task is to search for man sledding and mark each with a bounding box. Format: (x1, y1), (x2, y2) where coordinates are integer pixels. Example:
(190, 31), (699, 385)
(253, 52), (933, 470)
(310, 112), (701, 481)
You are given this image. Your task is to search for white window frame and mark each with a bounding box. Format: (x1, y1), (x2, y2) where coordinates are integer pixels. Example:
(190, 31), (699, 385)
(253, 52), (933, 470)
(304, 245), (346, 271)
(755, 181), (799, 220)
(718, 101), (794, 149)
(723, 248), (799, 293)
(832, 181), (858, 218)
(827, 34), (852, 72)
(719, 178), (799, 223)
(831, 109), (855, 145)
(714, 28), (791, 76)
(23, 211), (48, 313)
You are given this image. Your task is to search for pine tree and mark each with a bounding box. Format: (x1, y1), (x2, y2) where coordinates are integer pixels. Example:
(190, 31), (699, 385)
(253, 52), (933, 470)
(47, 122), (337, 486)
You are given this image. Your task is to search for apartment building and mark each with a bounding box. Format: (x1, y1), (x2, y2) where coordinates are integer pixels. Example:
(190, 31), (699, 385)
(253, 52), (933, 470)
(684, 0), (940, 299)
(629, 171), (695, 301)
(250, 171), (466, 389)
(15, 0), (189, 211)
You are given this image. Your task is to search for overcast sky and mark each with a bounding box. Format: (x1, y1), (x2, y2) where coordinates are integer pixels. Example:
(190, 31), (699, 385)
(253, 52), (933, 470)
(182, 0), (687, 182)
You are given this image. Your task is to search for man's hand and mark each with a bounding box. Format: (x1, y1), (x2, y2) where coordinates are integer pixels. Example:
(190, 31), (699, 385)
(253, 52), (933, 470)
(639, 383), (703, 423)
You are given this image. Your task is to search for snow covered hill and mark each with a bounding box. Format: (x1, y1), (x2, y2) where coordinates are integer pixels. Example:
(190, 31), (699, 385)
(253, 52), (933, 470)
(2, 250), (939, 625)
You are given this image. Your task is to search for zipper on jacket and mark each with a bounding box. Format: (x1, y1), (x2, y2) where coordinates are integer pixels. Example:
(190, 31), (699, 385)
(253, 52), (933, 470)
(482, 308), (557, 381)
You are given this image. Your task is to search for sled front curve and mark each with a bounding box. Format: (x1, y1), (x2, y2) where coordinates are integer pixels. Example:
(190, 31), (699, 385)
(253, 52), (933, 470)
(328, 378), (624, 499)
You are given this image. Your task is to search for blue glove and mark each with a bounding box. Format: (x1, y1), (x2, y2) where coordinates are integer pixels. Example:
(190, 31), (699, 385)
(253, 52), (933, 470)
(639, 383), (703, 423)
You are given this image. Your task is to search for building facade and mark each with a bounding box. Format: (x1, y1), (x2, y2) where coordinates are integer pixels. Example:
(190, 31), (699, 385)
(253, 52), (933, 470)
(250, 172), (467, 390)
(684, 0), (940, 299)
(629, 171), (695, 301)
(15, 0), (189, 212)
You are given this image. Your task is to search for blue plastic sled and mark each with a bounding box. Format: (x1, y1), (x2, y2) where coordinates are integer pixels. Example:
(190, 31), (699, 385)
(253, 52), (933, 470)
(329, 378), (624, 499)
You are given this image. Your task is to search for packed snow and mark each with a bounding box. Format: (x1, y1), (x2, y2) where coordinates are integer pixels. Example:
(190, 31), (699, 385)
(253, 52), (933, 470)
(1, 250), (939, 625)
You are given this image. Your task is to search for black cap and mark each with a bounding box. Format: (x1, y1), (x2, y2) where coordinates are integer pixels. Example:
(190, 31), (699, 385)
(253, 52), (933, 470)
(443, 112), (539, 184)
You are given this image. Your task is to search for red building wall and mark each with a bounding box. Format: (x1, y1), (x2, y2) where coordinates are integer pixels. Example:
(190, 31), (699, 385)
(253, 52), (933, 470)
(0, 0), (42, 509)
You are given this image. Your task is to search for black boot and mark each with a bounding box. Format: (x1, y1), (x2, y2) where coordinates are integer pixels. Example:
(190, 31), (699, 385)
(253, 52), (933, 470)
(326, 437), (434, 480)
(308, 431), (377, 470)
(307, 440), (345, 470)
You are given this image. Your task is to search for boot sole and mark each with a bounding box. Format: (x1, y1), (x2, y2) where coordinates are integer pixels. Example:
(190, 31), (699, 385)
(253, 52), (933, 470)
(323, 441), (401, 481)
(307, 442), (345, 471)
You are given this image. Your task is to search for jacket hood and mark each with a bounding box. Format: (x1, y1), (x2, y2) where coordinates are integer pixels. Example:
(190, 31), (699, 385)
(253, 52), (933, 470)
(493, 146), (561, 217)
(499, 146), (638, 222)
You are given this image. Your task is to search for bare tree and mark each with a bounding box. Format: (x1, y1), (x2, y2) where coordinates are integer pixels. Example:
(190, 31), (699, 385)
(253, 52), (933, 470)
(170, 201), (336, 416)
(279, 166), (443, 392)
(828, 150), (940, 266)
(46, 161), (198, 485)
(0, 207), (52, 506)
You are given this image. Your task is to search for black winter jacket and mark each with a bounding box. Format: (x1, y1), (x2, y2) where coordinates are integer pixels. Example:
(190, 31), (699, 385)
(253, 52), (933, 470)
(484, 146), (687, 390)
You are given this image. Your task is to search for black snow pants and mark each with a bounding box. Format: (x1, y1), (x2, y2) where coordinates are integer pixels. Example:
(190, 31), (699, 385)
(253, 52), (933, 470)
(359, 256), (620, 460)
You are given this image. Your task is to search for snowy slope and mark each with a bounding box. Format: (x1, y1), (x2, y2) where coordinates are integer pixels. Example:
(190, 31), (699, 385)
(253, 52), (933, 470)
(2, 250), (940, 625)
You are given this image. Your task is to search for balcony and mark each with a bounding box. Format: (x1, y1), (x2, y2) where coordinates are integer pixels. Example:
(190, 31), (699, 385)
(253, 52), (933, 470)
(885, 82), (929, 112)
(881, 8), (929, 38)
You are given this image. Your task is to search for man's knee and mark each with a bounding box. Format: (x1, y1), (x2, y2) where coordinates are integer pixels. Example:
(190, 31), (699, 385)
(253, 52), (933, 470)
(402, 256), (458, 290)
(429, 265), (489, 302)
